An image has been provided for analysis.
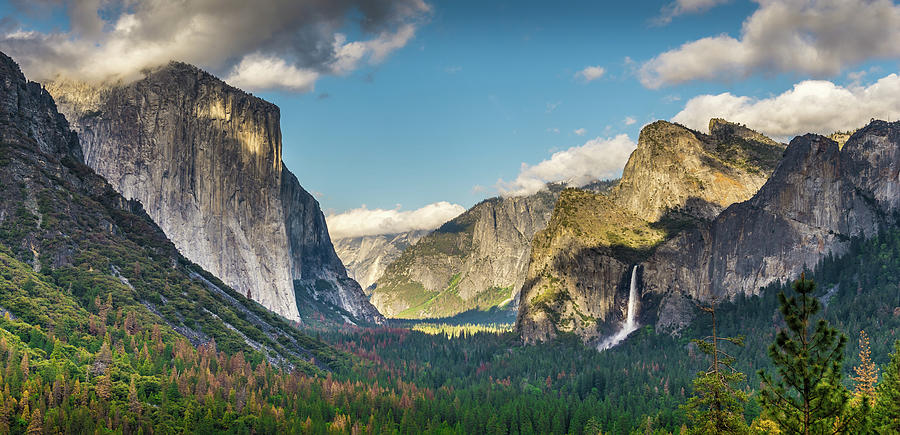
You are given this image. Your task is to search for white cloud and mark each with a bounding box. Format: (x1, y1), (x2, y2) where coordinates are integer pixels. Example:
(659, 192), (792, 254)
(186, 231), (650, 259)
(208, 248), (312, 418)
(327, 202), (465, 240)
(225, 54), (320, 92)
(0, 0), (430, 91)
(624, 116), (637, 125)
(656, 0), (731, 25)
(672, 73), (900, 140)
(546, 127), (560, 134)
(497, 134), (636, 197)
(641, 0), (900, 88)
(546, 101), (561, 113)
(574, 128), (587, 136)
(575, 65), (606, 82)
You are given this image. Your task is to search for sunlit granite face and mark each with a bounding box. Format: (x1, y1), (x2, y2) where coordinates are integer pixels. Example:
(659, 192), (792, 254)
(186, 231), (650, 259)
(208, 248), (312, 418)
(47, 63), (383, 324)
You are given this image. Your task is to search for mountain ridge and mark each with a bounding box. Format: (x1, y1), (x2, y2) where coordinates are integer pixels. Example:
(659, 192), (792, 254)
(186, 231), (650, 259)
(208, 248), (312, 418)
(45, 63), (382, 324)
(517, 119), (785, 343)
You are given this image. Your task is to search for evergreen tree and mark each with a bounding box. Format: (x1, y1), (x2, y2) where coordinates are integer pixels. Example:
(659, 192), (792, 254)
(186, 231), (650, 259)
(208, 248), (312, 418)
(758, 275), (851, 435)
(681, 303), (748, 434)
(873, 340), (900, 432)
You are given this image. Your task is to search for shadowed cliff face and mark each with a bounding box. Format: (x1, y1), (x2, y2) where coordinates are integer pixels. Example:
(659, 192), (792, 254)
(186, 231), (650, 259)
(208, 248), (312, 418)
(371, 188), (560, 318)
(46, 64), (382, 324)
(644, 122), (900, 327)
(0, 51), (343, 367)
(517, 120), (785, 344)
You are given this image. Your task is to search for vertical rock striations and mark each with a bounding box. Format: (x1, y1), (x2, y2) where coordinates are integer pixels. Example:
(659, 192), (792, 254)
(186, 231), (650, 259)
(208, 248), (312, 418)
(517, 120), (785, 343)
(0, 51), (347, 366)
(644, 122), (900, 312)
(46, 63), (381, 324)
(281, 170), (383, 323)
(371, 187), (561, 318)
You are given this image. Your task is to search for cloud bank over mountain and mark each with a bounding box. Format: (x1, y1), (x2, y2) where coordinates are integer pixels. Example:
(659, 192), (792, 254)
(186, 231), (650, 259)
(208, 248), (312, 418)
(327, 202), (465, 239)
(497, 135), (636, 197)
(673, 73), (900, 139)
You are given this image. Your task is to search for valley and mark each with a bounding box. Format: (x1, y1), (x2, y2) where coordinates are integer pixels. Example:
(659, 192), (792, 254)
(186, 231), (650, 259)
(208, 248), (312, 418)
(0, 1), (900, 433)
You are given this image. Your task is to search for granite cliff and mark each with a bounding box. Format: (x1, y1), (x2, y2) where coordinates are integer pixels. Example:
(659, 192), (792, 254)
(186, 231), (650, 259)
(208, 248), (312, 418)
(645, 122), (900, 332)
(517, 120), (785, 343)
(0, 50), (343, 367)
(46, 64), (382, 324)
(372, 187), (561, 318)
(333, 230), (429, 291)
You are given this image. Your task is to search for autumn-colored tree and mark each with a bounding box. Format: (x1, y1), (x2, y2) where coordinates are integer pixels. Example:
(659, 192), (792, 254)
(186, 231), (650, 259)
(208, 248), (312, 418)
(19, 353), (28, 379)
(25, 407), (42, 435)
(851, 330), (878, 400)
(128, 375), (141, 415)
(96, 374), (112, 401)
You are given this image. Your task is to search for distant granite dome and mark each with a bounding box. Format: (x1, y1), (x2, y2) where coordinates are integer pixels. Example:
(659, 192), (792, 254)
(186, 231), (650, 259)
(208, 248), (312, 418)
(333, 230), (429, 291)
(46, 62), (383, 324)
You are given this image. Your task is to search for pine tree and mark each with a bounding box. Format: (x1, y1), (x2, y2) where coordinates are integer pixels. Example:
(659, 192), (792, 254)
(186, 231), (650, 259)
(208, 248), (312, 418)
(874, 340), (900, 432)
(681, 302), (748, 434)
(758, 275), (851, 434)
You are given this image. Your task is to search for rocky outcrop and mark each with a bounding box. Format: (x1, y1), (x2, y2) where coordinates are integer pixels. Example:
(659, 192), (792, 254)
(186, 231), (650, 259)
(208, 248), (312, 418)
(46, 64), (382, 324)
(372, 187), (560, 318)
(516, 190), (661, 343)
(613, 120), (784, 221)
(644, 122), (900, 308)
(517, 120), (784, 343)
(0, 51), (341, 366)
(333, 230), (429, 291)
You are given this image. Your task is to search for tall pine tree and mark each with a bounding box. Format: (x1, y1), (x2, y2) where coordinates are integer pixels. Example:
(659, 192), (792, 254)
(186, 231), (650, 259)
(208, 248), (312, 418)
(758, 275), (851, 435)
(681, 302), (748, 434)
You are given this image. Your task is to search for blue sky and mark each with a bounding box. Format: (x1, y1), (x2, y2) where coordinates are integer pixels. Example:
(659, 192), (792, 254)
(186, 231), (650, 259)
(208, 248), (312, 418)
(3, 0), (900, 237)
(263, 0), (765, 213)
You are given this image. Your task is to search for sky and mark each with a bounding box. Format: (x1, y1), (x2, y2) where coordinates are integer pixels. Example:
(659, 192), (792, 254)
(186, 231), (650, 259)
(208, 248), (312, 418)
(2, 0), (900, 239)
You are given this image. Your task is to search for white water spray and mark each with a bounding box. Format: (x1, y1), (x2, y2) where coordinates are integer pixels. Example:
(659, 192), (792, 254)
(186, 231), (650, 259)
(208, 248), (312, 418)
(598, 265), (640, 351)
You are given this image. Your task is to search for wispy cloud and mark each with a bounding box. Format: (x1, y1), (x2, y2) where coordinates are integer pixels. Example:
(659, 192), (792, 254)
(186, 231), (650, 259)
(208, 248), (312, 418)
(497, 135), (636, 197)
(654, 0), (730, 25)
(0, 0), (431, 92)
(624, 116), (637, 126)
(574, 128), (587, 136)
(575, 65), (606, 82)
(672, 73), (900, 140)
(641, 0), (900, 88)
(327, 202), (465, 239)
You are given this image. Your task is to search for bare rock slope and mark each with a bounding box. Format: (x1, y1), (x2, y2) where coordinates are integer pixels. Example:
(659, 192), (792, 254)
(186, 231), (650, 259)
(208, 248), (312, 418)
(517, 120), (785, 343)
(47, 64), (382, 324)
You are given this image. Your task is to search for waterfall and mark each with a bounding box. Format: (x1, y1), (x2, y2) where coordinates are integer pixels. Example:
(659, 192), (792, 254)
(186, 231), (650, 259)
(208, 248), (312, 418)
(598, 265), (640, 351)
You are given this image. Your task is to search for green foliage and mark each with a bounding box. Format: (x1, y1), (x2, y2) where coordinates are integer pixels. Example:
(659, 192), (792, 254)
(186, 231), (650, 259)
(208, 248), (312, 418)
(874, 340), (900, 432)
(682, 305), (748, 434)
(758, 277), (851, 434)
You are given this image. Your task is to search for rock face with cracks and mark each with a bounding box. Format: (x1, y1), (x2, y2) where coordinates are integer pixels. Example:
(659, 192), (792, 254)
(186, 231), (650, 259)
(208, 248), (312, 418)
(517, 120), (786, 343)
(371, 187), (561, 318)
(46, 64), (382, 324)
